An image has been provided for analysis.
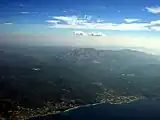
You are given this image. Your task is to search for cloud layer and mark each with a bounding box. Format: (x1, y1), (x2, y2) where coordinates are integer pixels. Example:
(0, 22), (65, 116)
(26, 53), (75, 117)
(47, 15), (160, 31)
(4, 22), (13, 25)
(46, 20), (60, 24)
(124, 19), (140, 23)
(88, 32), (106, 36)
(20, 12), (30, 14)
(73, 31), (106, 37)
(73, 31), (87, 36)
(146, 6), (160, 14)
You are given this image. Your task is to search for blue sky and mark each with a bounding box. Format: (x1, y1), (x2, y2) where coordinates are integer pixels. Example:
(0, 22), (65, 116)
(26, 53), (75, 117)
(0, 0), (160, 48)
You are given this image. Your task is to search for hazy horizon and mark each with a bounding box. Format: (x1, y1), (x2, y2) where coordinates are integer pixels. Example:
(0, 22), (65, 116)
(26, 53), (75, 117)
(0, 0), (160, 51)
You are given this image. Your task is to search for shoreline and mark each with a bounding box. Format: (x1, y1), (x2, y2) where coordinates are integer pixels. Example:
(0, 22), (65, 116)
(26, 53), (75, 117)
(28, 99), (140, 120)
(63, 102), (103, 112)
(27, 98), (142, 120)
(27, 102), (103, 119)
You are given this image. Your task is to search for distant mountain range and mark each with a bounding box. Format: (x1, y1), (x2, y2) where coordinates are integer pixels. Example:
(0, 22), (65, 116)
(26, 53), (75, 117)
(60, 48), (160, 66)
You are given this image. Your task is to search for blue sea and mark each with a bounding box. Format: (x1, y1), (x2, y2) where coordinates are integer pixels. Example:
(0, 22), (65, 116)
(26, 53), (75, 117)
(30, 100), (160, 120)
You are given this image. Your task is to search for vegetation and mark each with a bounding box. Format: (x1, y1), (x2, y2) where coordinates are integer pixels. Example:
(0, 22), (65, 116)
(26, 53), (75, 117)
(0, 46), (160, 119)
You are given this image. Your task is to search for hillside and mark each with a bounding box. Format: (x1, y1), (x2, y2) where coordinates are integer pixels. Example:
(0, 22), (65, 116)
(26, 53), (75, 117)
(0, 46), (160, 119)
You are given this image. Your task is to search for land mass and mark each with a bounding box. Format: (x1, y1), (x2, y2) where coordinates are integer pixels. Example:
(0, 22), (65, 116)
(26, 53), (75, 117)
(0, 46), (160, 119)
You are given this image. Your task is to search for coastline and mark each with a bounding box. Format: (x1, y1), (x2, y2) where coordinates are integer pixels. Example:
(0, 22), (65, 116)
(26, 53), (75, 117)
(27, 111), (60, 120)
(63, 102), (103, 112)
(27, 102), (103, 120)
(28, 99), (141, 120)
(62, 96), (143, 113)
(27, 99), (160, 120)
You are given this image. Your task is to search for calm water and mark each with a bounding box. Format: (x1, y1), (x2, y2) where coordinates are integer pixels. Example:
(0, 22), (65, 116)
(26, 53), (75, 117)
(30, 100), (160, 120)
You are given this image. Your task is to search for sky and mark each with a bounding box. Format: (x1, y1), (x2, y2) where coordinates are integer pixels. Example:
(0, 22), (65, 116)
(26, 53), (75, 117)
(0, 0), (160, 48)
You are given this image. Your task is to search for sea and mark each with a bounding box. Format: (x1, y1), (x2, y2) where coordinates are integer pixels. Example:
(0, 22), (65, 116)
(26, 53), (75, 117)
(29, 100), (160, 120)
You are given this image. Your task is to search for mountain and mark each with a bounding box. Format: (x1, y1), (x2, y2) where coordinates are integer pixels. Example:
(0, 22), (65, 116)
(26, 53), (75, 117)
(62, 48), (159, 64)
(59, 48), (160, 75)
(1, 46), (160, 119)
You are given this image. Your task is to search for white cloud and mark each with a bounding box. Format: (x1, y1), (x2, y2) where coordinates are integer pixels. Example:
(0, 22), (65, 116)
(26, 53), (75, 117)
(53, 16), (78, 25)
(97, 19), (104, 23)
(84, 15), (92, 21)
(73, 31), (106, 37)
(151, 26), (160, 31)
(124, 19), (140, 23)
(73, 31), (87, 36)
(146, 6), (160, 14)
(88, 32), (106, 36)
(53, 15), (93, 25)
(48, 15), (160, 31)
(20, 12), (30, 14)
(4, 23), (13, 25)
(49, 24), (85, 29)
(150, 20), (160, 25)
(46, 20), (60, 24)
(76, 19), (87, 24)
(114, 23), (149, 31)
(49, 22), (149, 31)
